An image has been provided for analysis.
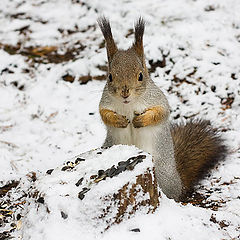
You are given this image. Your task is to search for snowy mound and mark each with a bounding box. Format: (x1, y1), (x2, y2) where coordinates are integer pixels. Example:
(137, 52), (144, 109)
(22, 145), (159, 239)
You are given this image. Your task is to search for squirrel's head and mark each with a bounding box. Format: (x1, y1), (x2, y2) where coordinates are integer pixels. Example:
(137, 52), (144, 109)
(98, 17), (149, 104)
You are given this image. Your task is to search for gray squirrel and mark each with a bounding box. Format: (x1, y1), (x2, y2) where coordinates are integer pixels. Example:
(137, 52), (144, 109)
(98, 17), (227, 201)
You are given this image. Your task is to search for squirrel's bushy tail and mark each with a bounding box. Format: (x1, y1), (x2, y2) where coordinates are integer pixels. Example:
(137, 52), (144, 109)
(171, 119), (227, 196)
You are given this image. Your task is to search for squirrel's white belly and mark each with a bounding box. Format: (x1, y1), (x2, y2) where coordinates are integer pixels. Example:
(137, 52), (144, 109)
(132, 126), (158, 155)
(112, 123), (157, 154)
(111, 102), (159, 155)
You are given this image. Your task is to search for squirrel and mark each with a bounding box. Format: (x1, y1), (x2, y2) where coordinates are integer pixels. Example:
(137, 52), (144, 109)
(97, 17), (227, 201)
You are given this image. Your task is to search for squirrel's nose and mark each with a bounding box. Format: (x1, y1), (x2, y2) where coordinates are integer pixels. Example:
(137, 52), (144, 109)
(121, 87), (130, 99)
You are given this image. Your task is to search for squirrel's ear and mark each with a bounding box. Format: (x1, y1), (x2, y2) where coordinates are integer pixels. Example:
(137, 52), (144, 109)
(98, 16), (118, 63)
(132, 17), (145, 61)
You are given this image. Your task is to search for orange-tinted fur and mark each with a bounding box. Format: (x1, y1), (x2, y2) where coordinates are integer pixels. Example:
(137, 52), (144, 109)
(99, 108), (129, 128)
(132, 106), (168, 128)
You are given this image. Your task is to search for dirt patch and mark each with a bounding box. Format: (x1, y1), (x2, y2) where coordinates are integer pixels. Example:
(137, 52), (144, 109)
(62, 73), (106, 84)
(181, 192), (227, 211)
(61, 64), (108, 84)
(0, 181), (26, 239)
(0, 42), (86, 64)
(0, 181), (19, 197)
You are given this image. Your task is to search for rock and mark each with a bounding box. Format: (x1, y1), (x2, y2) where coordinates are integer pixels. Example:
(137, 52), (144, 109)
(130, 228), (141, 232)
(61, 211), (68, 219)
(46, 169), (54, 175)
(36, 197), (44, 204)
(24, 145), (160, 235)
(75, 177), (84, 187)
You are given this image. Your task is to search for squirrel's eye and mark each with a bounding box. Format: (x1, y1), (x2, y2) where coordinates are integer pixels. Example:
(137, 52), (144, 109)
(138, 72), (143, 81)
(108, 74), (113, 82)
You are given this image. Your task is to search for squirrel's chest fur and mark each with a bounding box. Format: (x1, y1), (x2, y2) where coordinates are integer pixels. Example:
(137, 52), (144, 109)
(109, 101), (159, 154)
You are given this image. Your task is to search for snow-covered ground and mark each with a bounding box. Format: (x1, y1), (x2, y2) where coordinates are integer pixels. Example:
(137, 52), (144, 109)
(0, 0), (240, 239)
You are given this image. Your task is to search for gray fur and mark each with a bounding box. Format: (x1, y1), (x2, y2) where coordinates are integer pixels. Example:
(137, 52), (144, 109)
(98, 17), (227, 201)
(100, 77), (183, 200)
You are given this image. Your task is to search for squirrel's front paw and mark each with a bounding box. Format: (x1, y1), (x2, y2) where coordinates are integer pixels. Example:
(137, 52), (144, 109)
(114, 114), (129, 128)
(132, 113), (146, 128)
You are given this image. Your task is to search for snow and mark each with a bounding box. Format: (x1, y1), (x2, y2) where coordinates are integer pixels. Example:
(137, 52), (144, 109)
(22, 146), (155, 239)
(0, 0), (240, 239)
(103, 197), (224, 240)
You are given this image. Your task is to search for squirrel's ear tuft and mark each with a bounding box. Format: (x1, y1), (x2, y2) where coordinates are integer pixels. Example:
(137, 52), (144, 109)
(98, 16), (118, 62)
(133, 17), (145, 60)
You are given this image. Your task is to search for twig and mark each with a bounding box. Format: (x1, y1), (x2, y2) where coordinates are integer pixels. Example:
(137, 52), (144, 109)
(0, 140), (18, 148)
(45, 111), (58, 122)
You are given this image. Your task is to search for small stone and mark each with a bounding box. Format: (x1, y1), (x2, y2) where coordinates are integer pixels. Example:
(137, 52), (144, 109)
(114, 166), (125, 175)
(101, 146), (110, 149)
(135, 155), (146, 161)
(19, 85), (25, 91)
(125, 155), (146, 171)
(37, 197), (45, 204)
(46, 169), (54, 175)
(78, 188), (90, 200)
(108, 166), (117, 178)
(129, 155), (146, 161)
(61, 211), (68, 219)
(231, 73), (237, 80)
(94, 170), (108, 183)
(78, 192), (85, 200)
(130, 159), (142, 168)
(125, 159), (131, 165)
(75, 177), (84, 187)
(130, 228), (140, 232)
(118, 161), (126, 166)
(104, 169), (110, 176)
(75, 157), (85, 164)
(10, 223), (16, 228)
(61, 166), (73, 171)
(16, 214), (21, 220)
(98, 169), (105, 176)
(96, 151), (102, 154)
(66, 161), (74, 167)
(94, 175), (106, 183)
(10, 228), (16, 232)
(0, 231), (10, 238)
(211, 85), (216, 92)
(82, 187), (89, 193)
(90, 175), (97, 179)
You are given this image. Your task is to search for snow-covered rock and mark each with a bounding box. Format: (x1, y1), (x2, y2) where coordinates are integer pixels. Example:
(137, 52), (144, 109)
(22, 145), (159, 238)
